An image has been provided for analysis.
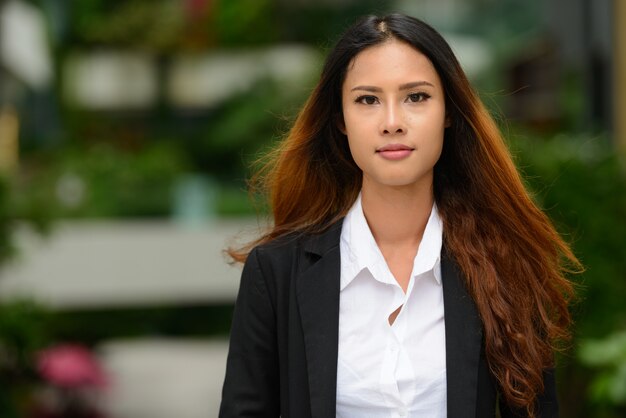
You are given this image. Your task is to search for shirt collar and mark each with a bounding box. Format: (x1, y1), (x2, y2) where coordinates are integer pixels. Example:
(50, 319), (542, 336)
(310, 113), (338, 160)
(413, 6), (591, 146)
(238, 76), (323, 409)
(413, 201), (443, 284)
(340, 195), (384, 290)
(340, 193), (443, 291)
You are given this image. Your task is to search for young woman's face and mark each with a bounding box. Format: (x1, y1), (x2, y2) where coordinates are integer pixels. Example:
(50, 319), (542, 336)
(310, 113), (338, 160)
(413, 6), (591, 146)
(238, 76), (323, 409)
(341, 39), (447, 193)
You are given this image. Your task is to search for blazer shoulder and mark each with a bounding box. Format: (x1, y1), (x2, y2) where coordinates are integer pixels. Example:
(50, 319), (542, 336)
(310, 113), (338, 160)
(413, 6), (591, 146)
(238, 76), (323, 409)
(250, 218), (345, 268)
(250, 232), (303, 269)
(244, 232), (310, 296)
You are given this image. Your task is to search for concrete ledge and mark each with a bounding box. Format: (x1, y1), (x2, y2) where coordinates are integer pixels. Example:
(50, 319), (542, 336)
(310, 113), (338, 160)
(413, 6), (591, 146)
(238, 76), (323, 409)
(0, 219), (261, 309)
(98, 338), (228, 418)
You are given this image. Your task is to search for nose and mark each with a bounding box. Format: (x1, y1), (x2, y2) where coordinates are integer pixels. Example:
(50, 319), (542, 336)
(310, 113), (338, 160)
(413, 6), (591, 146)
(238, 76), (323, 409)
(380, 103), (406, 135)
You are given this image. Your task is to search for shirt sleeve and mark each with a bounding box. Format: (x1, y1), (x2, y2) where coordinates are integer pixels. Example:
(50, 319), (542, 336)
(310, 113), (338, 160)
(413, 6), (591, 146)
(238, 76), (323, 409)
(219, 247), (280, 417)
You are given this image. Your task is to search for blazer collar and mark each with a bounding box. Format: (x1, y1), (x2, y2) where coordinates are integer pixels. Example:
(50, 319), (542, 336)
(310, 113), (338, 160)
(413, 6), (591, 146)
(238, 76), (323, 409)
(441, 247), (483, 418)
(301, 218), (345, 257)
(297, 219), (344, 418)
(296, 220), (482, 418)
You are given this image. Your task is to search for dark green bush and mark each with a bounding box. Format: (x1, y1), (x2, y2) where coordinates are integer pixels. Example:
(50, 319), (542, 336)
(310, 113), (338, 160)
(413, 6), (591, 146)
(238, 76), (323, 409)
(22, 143), (190, 218)
(0, 300), (51, 418)
(511, 133), (626, 337)
(510, 132), (626, 418)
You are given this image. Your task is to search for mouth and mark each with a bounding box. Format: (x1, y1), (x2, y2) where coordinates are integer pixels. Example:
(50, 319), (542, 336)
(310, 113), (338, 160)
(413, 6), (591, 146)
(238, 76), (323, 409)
(376, 144), (415, 160)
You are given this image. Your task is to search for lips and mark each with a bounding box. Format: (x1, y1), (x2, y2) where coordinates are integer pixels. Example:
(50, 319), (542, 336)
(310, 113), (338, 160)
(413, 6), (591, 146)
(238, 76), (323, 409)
(376, 143), (415, 160)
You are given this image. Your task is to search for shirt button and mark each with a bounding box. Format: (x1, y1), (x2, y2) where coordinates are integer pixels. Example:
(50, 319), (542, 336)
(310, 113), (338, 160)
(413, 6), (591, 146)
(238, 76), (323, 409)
(398, 408), (408, 417)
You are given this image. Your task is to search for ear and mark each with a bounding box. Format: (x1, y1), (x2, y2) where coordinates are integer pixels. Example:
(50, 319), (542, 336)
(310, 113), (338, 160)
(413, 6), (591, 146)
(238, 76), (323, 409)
(444, 114), (452, 128)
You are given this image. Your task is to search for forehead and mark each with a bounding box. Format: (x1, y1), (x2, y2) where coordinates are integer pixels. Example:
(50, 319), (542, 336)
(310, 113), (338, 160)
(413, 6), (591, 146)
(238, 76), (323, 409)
(344, 40), (441, 87)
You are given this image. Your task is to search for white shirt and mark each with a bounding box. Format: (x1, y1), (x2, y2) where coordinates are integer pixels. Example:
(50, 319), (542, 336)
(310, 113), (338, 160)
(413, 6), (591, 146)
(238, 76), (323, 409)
(337, 194), (447, 418)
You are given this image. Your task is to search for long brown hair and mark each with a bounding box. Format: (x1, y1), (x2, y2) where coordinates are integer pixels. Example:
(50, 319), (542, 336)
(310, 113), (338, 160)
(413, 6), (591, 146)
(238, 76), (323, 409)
(230, 13), (579, 416)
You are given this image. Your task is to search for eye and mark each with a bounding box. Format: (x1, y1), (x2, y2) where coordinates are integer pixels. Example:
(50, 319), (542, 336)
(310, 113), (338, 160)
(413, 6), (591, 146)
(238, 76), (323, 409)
(355, 95), (379, 105)
(407, 92), (431, 103)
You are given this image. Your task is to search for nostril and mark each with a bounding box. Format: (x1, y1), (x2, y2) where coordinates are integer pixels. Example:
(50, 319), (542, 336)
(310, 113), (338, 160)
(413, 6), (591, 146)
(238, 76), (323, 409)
(382, 125), (405, 135)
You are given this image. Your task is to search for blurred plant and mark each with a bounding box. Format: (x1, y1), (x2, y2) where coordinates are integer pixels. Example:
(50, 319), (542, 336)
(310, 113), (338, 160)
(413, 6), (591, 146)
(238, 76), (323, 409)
(1, 124), (54, 417)
(70, 0), (188, 51)
(37, 344), (107, 389)
(22, 142), (189, 218)
(63, 0), (388, 50)
(193, 78), (311, 181)
(67, 0), (278, 50)
(511, 132), (626, 337)
(579, 331), (626, 409)
(510, 131), (626, 418)
(0, 300), (51, 418)
(212, 0), (278, 46)
(0, 175), (51, 265)
(0, 176), (15, 264)
(32, 344), (107, 418)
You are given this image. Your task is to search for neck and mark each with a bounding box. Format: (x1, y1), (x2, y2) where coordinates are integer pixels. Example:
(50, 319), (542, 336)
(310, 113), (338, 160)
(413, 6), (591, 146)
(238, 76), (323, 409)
(361, 181), (434, 248)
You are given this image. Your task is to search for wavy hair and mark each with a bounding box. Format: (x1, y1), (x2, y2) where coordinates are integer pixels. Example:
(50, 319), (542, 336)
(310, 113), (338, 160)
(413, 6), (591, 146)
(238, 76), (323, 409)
(229, 13), (579, 416)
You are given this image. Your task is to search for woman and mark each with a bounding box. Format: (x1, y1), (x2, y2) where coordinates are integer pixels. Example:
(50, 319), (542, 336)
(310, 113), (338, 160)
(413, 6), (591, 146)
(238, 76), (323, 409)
(219, 13), (578, 418)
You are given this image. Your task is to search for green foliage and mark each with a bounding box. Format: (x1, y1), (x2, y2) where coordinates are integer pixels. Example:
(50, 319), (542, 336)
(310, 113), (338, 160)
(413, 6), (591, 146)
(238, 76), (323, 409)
(0, 300), (51, 418)
(579, 331), (626, 406)
(0, 300), (50, 372)
(50, 305), (234, 345)
(510, 131), (626, 418)
(216, 186), (260, 217)
(69, 0), (187, 50)
(212, 0), (278, 46)
(65, 0), (279, 49)
(62, 0), (391, 49)
(24, 143), (189, 218)
(511, 133), (626, 337)
(0, 176), (51, 266)
(0, 177), (13, 264)
(1, 135), (54, 416)
(275, 0), (391, 46)
(190, 78), (312, 182)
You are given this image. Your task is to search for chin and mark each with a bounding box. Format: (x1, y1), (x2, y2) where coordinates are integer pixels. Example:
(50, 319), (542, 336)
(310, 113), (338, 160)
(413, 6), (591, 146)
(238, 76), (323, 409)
(374, 179), (422, 189)
(372, 173), (432, 190)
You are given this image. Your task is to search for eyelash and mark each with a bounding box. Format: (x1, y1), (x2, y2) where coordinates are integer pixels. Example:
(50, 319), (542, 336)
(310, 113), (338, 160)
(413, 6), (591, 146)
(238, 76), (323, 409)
(354, 92), (432, 105)
(355, 95), (378, 105)
(407, 92), (431, 102)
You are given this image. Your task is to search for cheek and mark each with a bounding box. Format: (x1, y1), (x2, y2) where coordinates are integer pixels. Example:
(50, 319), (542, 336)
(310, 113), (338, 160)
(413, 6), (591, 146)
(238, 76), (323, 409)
(417, 109), (446, 144)
(345, 134), (374, 174)
(342, 108), (362, 136)
(346, 136), (365, 164)
(342, 115), (369, 158)
(414, 118), (445, 163)
(426, 128), (445, 159)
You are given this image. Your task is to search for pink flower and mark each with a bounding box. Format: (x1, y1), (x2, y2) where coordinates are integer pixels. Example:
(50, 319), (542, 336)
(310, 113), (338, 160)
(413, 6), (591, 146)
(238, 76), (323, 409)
(37, 344), (107, 389)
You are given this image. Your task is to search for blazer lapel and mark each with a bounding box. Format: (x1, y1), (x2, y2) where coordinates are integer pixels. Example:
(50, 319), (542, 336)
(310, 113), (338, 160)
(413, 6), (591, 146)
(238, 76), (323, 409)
(296, 221), (343, 418)
(442, 248), (483, 418)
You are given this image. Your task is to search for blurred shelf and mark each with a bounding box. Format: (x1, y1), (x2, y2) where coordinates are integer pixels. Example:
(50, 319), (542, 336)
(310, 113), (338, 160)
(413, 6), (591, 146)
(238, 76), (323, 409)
(0, 218), (261, 309)
(98, 338), (228, 418)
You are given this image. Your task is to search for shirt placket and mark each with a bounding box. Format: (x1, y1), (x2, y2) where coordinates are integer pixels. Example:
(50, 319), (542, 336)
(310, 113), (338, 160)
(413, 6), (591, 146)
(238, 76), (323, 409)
(379, 283), (410, 417)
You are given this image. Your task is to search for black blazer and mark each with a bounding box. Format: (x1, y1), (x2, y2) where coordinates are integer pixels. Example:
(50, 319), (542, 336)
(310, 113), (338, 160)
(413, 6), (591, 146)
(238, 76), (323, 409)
(219, 219), (559, 417)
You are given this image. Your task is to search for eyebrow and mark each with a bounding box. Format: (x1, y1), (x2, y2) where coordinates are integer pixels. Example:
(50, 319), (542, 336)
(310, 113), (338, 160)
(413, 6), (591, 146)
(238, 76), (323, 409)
(350, 80), (435, 92)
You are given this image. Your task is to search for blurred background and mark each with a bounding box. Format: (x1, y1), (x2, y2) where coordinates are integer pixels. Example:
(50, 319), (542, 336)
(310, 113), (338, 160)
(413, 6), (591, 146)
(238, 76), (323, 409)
(0, 0), (624, 417)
